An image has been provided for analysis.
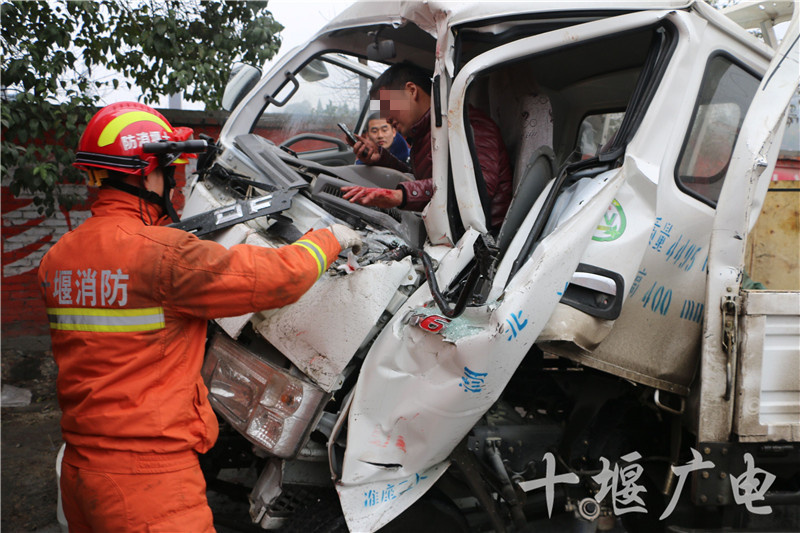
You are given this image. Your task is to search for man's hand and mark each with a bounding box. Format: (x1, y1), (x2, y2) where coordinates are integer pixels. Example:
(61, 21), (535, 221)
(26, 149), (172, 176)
(352, 134), (381, 165)
(341, 186), (403, 209)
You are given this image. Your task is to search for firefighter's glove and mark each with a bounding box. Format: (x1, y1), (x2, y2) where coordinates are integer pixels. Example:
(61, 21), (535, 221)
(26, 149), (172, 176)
(329, 224), (363, 254)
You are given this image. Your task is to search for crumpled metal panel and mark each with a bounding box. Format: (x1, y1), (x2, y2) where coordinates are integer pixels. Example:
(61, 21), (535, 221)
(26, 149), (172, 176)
(253, 258), (416, 392)
(336, 462), (449, 533)
(540, 157), (704, 395)
(337, 170), (624, 532)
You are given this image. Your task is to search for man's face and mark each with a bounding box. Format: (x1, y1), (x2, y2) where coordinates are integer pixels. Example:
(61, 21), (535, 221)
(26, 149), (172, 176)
(366, 118), (395, 147)
(375, 86), (418, 137)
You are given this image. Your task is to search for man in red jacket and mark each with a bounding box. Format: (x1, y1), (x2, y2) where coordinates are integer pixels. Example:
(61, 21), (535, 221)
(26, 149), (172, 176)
(342, 62), (513, 229)
(39, 102), (361, 532)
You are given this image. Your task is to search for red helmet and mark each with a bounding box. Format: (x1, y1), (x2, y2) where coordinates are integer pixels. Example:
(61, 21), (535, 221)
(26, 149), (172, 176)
(74, 102), (194, 185)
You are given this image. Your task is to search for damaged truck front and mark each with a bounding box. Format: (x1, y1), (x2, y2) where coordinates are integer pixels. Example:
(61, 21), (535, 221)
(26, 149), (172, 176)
(181, 1), (799, 531)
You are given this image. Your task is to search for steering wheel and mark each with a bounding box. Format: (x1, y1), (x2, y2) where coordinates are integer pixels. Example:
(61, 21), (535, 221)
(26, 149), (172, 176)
(279, 133), (350, 152)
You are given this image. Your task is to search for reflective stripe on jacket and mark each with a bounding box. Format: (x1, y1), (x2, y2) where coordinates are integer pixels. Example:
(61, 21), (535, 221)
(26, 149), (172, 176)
(39, 188), (340, 460)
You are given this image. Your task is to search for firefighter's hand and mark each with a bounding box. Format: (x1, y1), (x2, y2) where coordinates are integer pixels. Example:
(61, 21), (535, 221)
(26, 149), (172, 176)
(352, 134), (381, 164)
(329, 224), (362, 254)
(341, 186), (403, 209)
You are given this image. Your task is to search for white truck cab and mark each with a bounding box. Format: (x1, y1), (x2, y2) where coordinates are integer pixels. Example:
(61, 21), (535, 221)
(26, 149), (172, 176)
(177, 1), (799, 531)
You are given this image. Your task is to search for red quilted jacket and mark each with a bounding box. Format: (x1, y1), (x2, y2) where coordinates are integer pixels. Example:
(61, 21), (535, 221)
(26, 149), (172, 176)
(375, 107), (513, 229)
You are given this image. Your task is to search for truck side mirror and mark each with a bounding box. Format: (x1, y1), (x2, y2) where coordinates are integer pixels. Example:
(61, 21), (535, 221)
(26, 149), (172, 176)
(222, 64), (262, 112)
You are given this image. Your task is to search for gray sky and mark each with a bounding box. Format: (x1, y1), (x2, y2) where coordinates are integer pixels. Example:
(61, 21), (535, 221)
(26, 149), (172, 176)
(268, 0), (354, 64)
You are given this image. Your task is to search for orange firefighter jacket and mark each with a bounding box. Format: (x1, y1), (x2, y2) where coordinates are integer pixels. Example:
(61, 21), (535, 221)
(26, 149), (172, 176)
(39, 188), (340, 465)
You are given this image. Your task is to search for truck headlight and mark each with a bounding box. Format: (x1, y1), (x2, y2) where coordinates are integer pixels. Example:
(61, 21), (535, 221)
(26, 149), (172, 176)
(201, 332), (329, 458)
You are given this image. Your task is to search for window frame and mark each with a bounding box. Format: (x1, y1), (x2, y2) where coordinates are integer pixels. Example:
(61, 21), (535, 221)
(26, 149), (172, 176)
(250, 52), (384, 150)
(674, 52), (762, 208)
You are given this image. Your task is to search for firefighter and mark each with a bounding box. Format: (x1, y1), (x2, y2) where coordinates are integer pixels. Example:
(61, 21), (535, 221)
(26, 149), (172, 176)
(38, 102), (361, 532)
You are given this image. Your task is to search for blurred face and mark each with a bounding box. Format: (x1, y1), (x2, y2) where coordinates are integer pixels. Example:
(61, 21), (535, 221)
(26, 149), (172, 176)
(367, 118), (395, 147)
(375, 83), (428, 137)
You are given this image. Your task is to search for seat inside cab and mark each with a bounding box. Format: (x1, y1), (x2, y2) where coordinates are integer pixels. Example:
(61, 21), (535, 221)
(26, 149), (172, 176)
(460, 25), (658, 247)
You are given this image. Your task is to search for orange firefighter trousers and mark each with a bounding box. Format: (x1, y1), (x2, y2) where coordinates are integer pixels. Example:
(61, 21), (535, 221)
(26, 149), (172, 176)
(60, 447), (214, 533)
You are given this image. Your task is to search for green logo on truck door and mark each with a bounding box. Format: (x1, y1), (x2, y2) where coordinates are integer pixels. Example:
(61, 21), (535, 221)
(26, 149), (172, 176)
(592, 199), (626, 242)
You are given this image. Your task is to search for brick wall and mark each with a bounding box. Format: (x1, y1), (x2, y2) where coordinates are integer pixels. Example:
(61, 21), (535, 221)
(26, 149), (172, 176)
(2, 184), (96, 338)
(1, 108), (225, 341)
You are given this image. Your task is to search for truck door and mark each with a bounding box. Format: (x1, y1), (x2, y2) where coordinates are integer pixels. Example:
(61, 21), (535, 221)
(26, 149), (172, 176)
(696, 15), (799, 443)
